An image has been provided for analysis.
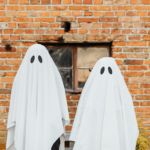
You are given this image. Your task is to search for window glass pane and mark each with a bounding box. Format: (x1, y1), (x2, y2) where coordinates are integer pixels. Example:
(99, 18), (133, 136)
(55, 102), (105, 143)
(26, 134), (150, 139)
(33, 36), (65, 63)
(59, 69), (73, 90)
(78, 69), (91, 89)
(77, 47), (109, 68)
(47, 47), (72, 68)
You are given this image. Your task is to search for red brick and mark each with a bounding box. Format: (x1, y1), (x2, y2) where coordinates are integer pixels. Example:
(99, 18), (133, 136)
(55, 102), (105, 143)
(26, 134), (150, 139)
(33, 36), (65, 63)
(1, 41), (21, 46)
(93, 12), (104, 16)
(13, 17), (33, 22)
(128, 66), (147, 70)
(73, 0), (82, 4)
(25, 29), (34, 34)
(83, 0), (92, 4)
(84, 12), (93, 16)
(46, 29), (55, 34)
(115, 60), (123, 65)
(107, 35), (126, 40)
(51, 0), (61, 4)
(14, 29), (23, 34)
(35, 18), (55, 22)
(0, 0), (7, 4)
(40, 23), (49, 27)
(113, 53), (127, 58)
(128, 53), (149, 59)
(39, 12), (49, 17)
(100, 29), (110, 34)
(4, 29), (13, 34)
(26, 6), (47, 10)
(130, 0), (139, 4)
(73, 12), (82, 16)
(126, 11), (136, 16)
(111, 29), (120, 34)
(141, 0), (150, 4)
(115, 11), (125, 16)
(1, 35), (9, 40)
(18, 11), (28, 16)
(112, 6), (132, 10)
(105, 12), (114, 16)
(94, 0), (103, 4)
(51, 11), (60, 16)
(127, 41), (147, 46)
(112, 41), (126, 46)
(10, 35), (20, 40)
(104, 0), (113, 4)
(78, 18), (98, 22)
(99, 17), (118, 22)
(35, 29), (45, 34)
(86, 35), (106, 40)
(102, 23), (111, 28)
(9, 23), (16, 28)
(42, 35), (63, 41)
(62, 11), (71, 16)
(41, 0), (50, 4)
(92, 23), (101, 28)
(135, 107), (150, 112)
(0, 101), (10, 106)
(5, 60), (22, 65)
(0, 6), (5, 10)
(6, 5), (24, 10)
(139, 29), (147, 34)
(133, 101), (139, 106)
(9, 0), (18, 3)
(141, 84), (150, 88)
(0, 11), (6, 16)
(124, 72), (144, 77)
(6, 72), (17, 76)
(18, 23), (28, 28)
(50, 23), (59, 28)
(120, 17), (139, 22)
(129, 89), (143, 94)
(145, 72), (150, 76)
(141, 113), (150, 118)
(79, 29), (88, 34)
(90, 29), (99, 34)
(137, 11), (147, 16)
(7, 11), (17, 16)
(127, 83), (139, 89)
(21, 35), (41, 40)
(20, 0), (29, 4)
(90, 6), (111, 11)
(0, 17), (11, 22)
(143, 35), (150, 41)
(13, 66), (20, 70)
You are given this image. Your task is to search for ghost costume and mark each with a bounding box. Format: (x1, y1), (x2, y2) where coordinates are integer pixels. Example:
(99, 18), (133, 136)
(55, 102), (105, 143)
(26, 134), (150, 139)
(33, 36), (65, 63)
(69, 57), (139, 150)
(6, 44), (70, 150)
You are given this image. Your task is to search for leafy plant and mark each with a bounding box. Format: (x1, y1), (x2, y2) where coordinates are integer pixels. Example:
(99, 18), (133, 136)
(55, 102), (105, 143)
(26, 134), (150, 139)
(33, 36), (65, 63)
(136, 118), (150, 150)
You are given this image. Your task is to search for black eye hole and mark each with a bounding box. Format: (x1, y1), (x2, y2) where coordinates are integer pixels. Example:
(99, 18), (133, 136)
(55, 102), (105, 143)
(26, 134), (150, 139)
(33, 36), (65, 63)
(100, 67), (105, 75)
(30, 55), (35, 63)
(38, 55), (42, 63)
(108, 67), (112, 74)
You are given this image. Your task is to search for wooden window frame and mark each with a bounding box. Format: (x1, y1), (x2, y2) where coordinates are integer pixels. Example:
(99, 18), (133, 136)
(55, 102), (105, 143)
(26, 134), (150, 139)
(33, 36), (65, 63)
(40, 42), (112, 93)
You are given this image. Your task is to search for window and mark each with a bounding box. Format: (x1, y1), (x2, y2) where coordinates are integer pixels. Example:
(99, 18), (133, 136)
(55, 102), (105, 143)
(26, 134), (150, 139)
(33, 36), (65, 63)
(44, 43), (111, 93)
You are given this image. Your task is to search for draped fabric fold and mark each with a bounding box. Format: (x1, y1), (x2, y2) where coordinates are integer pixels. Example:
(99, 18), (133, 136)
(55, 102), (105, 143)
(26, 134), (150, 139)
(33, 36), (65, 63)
(69, 57), (139, 150)
(7, 44), (70, 150)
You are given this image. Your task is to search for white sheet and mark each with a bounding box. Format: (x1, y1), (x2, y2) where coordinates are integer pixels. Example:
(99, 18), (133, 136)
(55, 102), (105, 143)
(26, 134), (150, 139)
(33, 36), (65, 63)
(6, 44), (70, 150)
(69, 57), (139, 150)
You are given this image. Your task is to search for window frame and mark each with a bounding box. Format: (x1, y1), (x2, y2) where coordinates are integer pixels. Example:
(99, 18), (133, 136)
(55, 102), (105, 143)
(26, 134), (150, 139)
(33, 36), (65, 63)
(41, 43), (112, 93)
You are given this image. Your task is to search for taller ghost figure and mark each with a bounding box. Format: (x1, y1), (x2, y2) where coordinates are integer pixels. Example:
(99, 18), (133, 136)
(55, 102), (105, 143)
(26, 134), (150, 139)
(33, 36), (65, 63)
(70, 57), (139, 150)
(6, 44), (70, 150)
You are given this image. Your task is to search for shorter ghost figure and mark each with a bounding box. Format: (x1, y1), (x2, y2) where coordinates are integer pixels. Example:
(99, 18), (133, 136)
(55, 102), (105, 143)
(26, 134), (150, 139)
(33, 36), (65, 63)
(69, 57), (139, 150)
(7, 44), (70, 150)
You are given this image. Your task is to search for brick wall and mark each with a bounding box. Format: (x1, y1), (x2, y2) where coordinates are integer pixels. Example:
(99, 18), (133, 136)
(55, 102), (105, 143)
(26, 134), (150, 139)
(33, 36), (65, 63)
(1, 0), (150, 148)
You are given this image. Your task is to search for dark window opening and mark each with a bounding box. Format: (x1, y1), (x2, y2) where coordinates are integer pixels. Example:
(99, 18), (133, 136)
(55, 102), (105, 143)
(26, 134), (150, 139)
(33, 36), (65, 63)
(42, 43), (112, 93)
